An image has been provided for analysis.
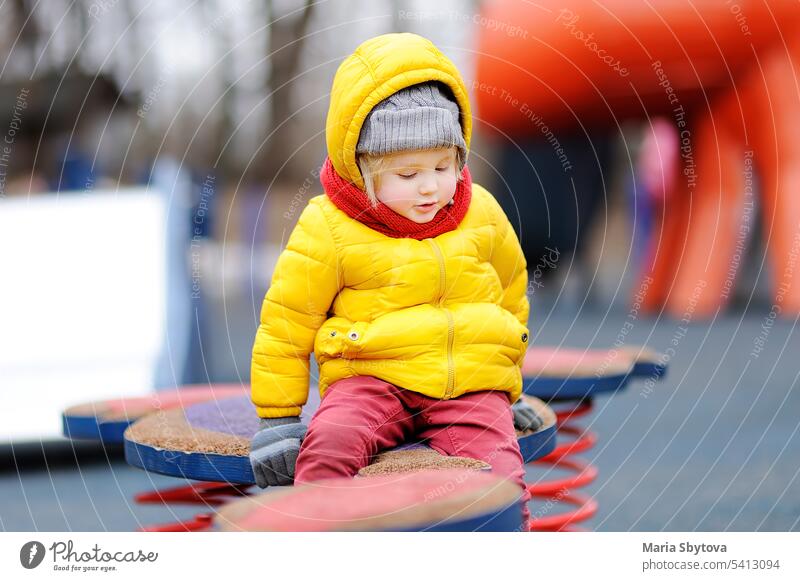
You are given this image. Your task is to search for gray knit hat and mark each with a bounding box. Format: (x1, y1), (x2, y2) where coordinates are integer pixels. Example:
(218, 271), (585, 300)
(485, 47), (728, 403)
(357, 82), (467, 169)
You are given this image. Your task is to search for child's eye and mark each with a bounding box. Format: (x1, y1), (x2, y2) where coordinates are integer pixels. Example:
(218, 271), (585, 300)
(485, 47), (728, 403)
(435, 164), (449, 172)
(398, 173), (417, 179)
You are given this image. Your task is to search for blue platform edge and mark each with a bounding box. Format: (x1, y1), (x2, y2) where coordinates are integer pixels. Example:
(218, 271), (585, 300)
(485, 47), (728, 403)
(523, 357), (668, 401)
(632, 360), (668, 380)
(62, 414), (132, 444)
(523, 372), (629, 401)
(393, 496), (525, 532)
(62, 414), (102, 440)
(124, 423), (557, 485)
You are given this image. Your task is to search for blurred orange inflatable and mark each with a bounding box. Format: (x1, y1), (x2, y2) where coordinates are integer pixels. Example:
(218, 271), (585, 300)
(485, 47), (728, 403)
(475, 0), (800, 131)
(476, 0), (800, 317)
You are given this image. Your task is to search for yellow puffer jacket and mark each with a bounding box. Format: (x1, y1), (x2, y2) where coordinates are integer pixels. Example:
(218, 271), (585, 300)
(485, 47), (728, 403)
(251, 33), (529, 418)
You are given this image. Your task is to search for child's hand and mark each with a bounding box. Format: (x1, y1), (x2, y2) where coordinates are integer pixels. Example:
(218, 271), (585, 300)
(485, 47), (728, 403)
(511, 399), (544, 432)
(248, 417), (307, 487)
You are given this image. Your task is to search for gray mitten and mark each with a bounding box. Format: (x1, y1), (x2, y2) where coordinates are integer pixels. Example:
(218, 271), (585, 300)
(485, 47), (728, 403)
(512, 398), (544, 432)
(248, 417), (307, 487)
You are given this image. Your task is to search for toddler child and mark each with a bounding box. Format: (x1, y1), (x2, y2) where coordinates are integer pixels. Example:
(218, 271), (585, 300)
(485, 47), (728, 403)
(249, 32), (540, 527)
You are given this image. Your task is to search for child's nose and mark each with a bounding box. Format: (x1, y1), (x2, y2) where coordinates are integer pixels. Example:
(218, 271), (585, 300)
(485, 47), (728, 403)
(419, 174), (437, 194)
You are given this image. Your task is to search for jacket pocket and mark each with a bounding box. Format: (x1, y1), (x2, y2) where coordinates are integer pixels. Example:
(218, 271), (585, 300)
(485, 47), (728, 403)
(516, 321), (530, 365)
(315, 318), (369, 361)
(499, 311), (529, 366)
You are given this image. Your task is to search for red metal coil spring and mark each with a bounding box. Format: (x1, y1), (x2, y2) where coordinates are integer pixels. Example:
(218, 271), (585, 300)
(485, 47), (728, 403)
(135, 482), (251, 532)
(527, 399), (599, 532)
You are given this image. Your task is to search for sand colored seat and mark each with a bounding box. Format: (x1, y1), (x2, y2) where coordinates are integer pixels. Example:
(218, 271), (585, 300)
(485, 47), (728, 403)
(124, 394), (557, 484)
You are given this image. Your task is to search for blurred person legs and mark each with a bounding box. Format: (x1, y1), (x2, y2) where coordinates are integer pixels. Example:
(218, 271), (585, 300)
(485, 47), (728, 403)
(495, 133), (614, 309)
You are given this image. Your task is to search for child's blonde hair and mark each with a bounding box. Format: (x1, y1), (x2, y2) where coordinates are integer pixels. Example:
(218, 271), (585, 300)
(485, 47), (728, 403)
(357, 147), (465, 207)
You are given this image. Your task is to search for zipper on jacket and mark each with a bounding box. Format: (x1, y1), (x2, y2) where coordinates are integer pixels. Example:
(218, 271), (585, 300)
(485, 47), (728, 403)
(444, 309), (455, 399)
(427, 239), (455, 399)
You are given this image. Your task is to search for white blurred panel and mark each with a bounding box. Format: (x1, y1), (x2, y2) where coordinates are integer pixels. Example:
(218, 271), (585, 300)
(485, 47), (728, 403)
(0, 190), (166, 442)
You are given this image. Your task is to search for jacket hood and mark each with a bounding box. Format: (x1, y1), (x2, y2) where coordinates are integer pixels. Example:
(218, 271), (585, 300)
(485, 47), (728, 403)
(325, 33), (472, 190)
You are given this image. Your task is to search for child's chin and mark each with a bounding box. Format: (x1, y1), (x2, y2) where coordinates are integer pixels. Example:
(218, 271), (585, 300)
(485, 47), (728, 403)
(409, 213), (437, 224)
(407, 209), (439, 223)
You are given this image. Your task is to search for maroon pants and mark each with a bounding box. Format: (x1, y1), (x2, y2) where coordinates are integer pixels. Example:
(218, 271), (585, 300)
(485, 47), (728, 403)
(294, 376), (531, 525)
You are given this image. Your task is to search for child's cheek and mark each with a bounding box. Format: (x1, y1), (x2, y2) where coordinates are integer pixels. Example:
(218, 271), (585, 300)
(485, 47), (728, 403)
(375, 177), (396, 203)
(377, 182), (415, 215)
(443, 174), (458, 200)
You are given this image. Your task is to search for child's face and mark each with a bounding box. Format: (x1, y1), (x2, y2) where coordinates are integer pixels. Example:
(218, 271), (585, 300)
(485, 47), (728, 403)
(374, 148), (458, 223)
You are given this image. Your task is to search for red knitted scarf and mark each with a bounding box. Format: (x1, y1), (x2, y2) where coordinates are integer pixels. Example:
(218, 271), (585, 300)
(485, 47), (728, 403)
(320, 157), (472, 240)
